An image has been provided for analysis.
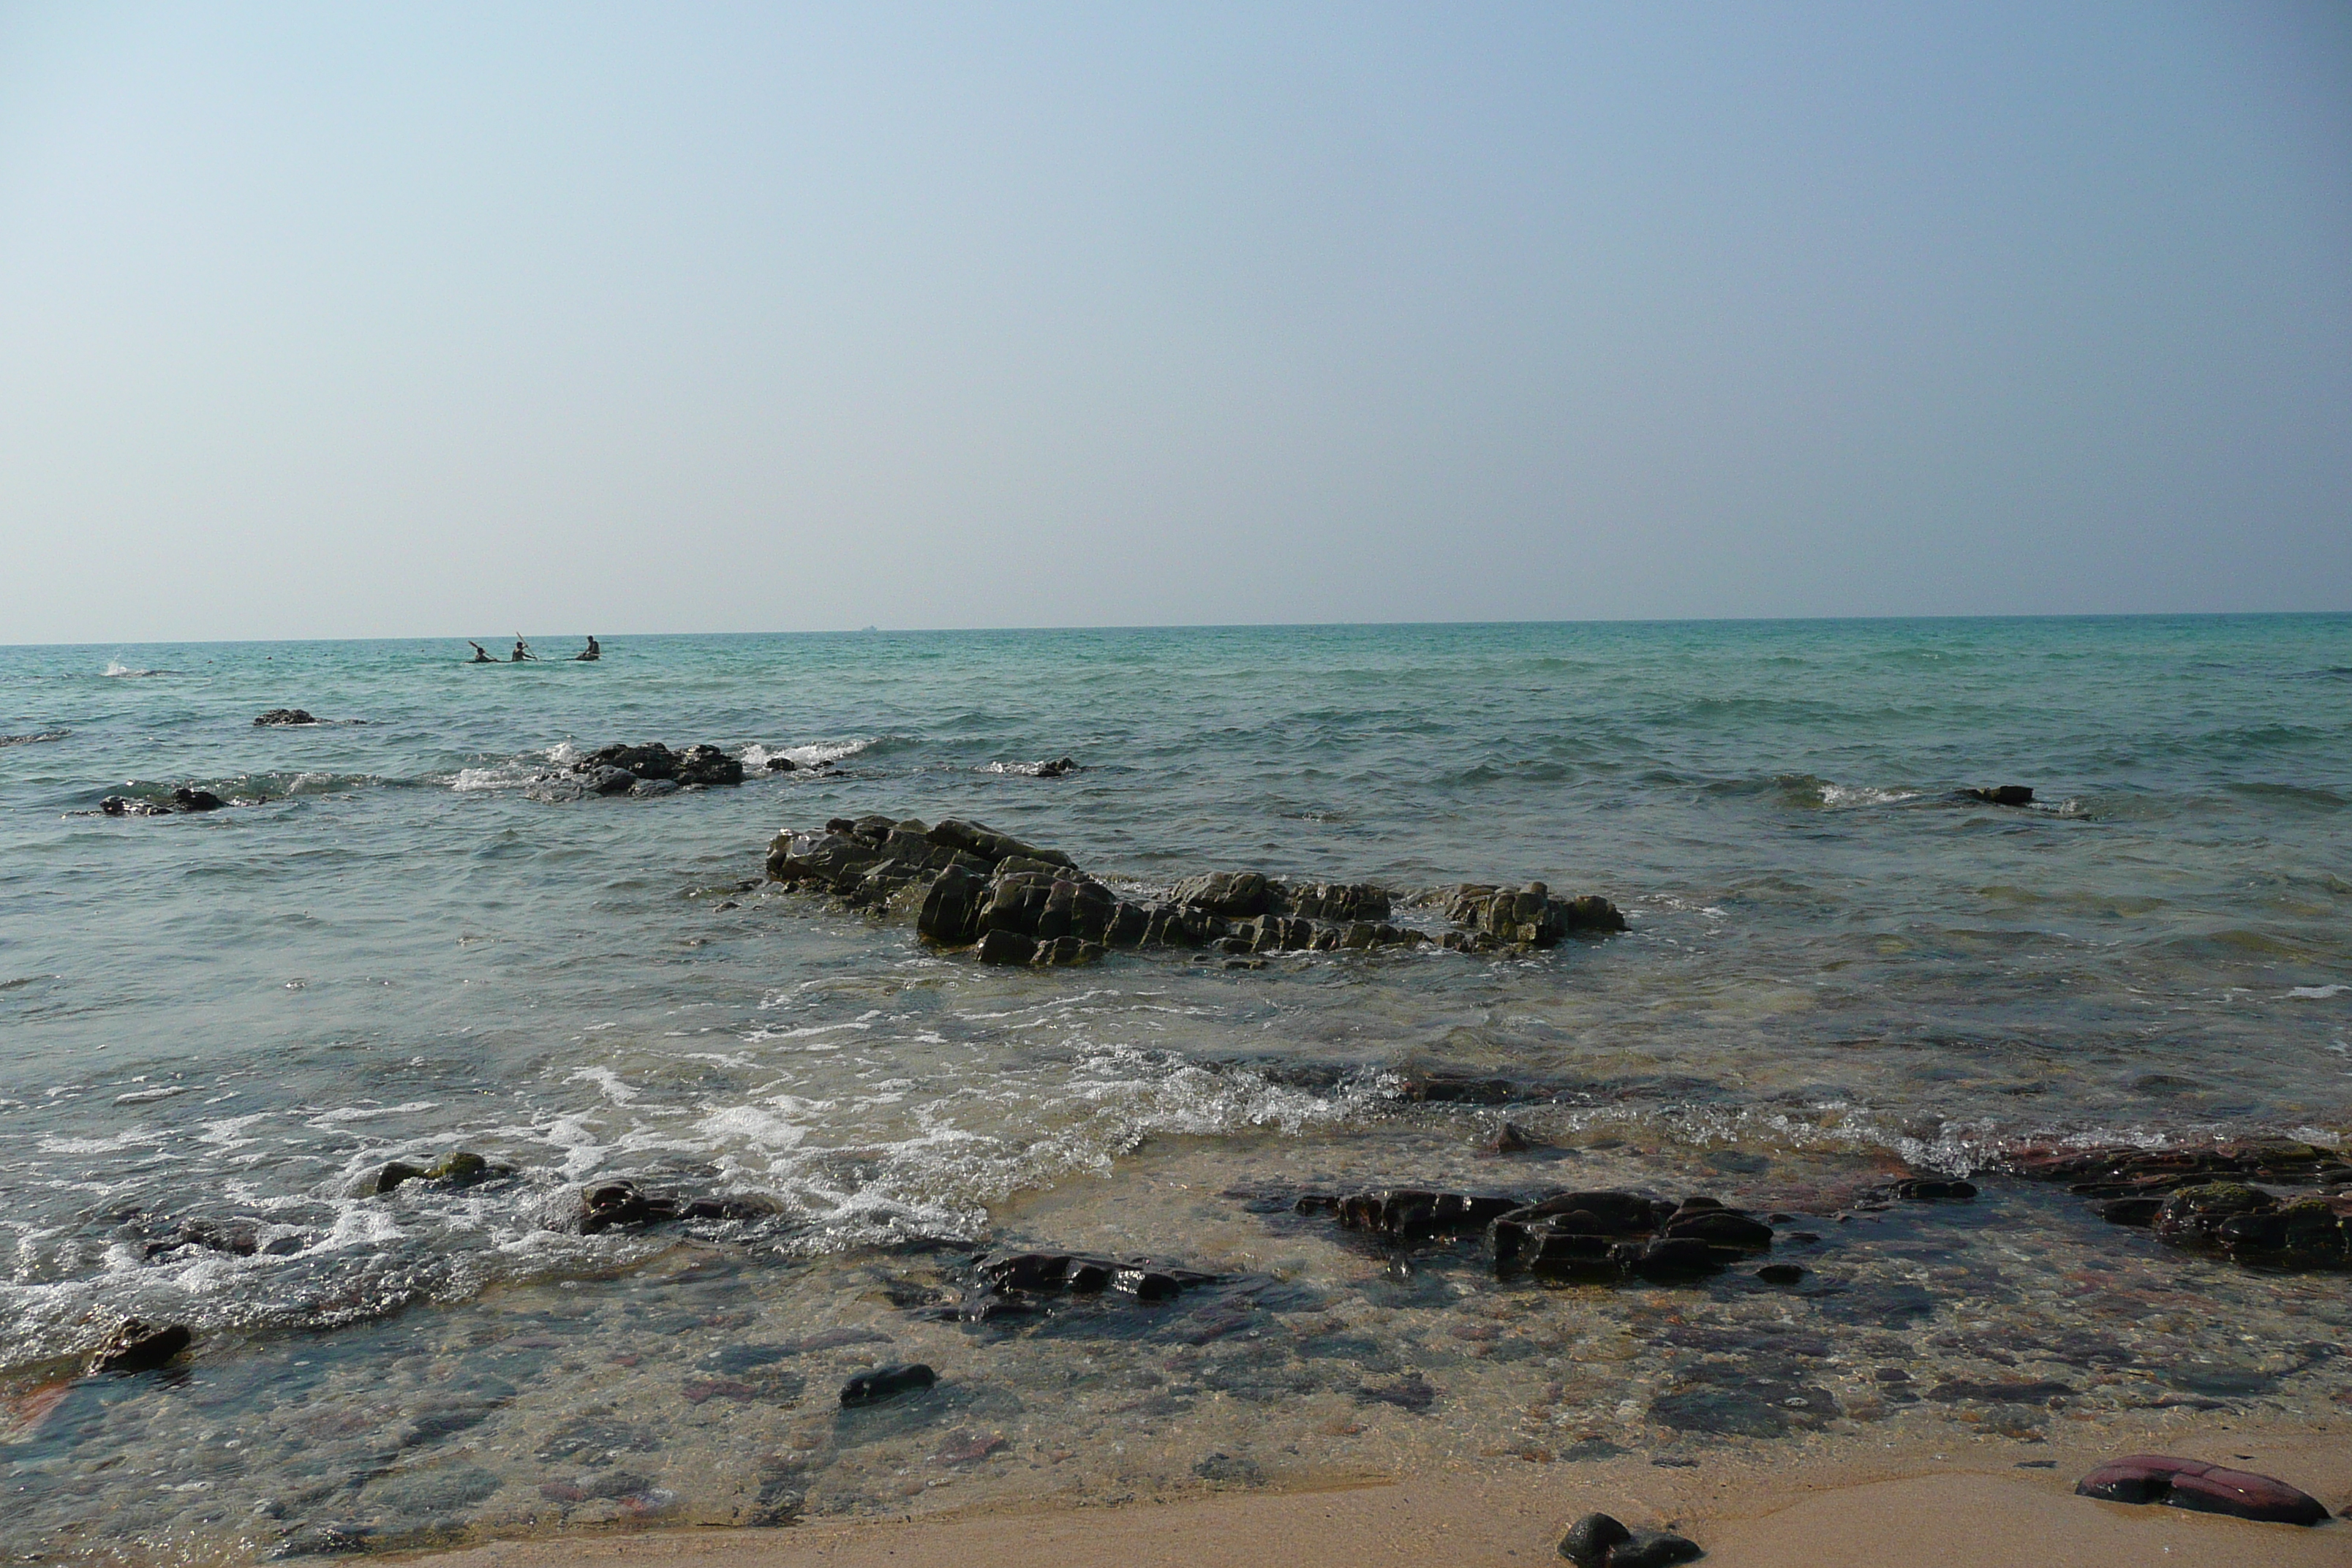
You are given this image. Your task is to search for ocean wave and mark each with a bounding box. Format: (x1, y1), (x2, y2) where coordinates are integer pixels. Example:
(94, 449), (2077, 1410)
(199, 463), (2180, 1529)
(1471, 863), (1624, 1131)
(1815, 781), (1923, 809)
(744, 737), (875, 772)
(449, 742), (584, 792)
(0, 731), (69, 747)
(99, 662), (174, 678)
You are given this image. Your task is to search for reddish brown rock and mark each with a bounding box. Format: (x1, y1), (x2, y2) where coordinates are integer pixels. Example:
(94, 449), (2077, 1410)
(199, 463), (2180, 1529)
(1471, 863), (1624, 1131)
(2077, 1455), (2329, 1525)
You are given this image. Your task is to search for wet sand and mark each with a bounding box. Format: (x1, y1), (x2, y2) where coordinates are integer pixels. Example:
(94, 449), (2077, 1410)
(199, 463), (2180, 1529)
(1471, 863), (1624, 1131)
(415, 1422), (2350, 1568)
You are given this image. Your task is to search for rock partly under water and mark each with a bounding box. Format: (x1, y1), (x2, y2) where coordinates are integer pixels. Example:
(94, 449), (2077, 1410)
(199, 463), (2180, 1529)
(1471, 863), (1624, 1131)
(254, 709), (317, 726)
(764, 814), (1627, 967)
(85, 1319), (192, 1376)
(2005, 1140), (2352, 1271)
(522, 742), (747, 800)
(839, 1363), (936, 1407)
(1291, 1186), (1779, 1287)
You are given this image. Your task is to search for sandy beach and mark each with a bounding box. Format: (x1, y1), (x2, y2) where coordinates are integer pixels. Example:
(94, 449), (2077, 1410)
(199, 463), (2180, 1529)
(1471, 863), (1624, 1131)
(415, 1420), (2349, 1568)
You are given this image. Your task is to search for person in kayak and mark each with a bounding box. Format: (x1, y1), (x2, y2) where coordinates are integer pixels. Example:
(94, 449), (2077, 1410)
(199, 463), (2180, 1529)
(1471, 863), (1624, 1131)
(576, 636), (600, 661)
(511, 638), (536, 661)
(467, 641), (494, 663)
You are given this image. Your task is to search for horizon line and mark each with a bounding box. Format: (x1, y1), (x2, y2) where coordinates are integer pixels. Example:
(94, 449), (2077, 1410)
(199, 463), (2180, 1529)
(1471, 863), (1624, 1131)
(4, 606), (2348, 652)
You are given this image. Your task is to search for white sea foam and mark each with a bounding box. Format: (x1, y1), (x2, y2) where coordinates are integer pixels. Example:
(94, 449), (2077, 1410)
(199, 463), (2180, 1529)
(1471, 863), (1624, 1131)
(566, 1066), (641, 1105)
(1818, 782), (1921, 808)
(99, 662), (173, 678)
(305, 1101), (440, 1126)
(2288, 984), (2348, 1000)
(743, 737), (873, 771)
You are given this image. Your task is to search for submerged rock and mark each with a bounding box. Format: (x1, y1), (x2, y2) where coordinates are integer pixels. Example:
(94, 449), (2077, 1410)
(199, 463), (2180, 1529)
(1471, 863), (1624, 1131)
(253, 709), (317, 726)
(840, 1363), (936, 1406)
(566, 1179), (780, 1235)
(173, 787), (225, 812)
(2006, 1140), (2352, 1270)
(2076, 1455), (2330, 1525)
(1962, 785), (2035, 807)
(1292, 1185), (1776, 1288)
(85, 1319), (192, 1375)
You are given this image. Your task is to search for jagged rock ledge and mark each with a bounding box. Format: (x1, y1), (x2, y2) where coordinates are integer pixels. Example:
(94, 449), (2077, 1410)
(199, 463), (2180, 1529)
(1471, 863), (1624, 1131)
(763, 813), (1627, 966)
(2003, 1139), (2352, 1271)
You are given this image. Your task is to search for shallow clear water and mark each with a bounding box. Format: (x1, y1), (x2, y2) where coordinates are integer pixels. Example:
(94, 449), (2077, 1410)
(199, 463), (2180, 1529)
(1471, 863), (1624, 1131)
(1, 617), (2348, 1561)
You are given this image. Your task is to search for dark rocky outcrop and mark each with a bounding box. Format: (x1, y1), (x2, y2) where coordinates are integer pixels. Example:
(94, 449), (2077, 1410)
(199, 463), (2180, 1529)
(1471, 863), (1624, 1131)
(840, 1363), (936, 1406)
(100, 786), (227, 815)
(85, 1319), (192, 1375)
(254, 709), (317, 726)
(2076, 1455), (2330, 1525)
(1291, 1186), (1775, 1288)
(562, 1179), (781, 1235)
(769, 814), (1627, 968)
(573, 742), (745, 788)
(974, 1251), (1218, 1304)
(1495, 1192), (1774, 1284)
(1036, 756), (1079, 777)
(2005, 1140), (2352, 1271)
(1433, 883), (1628, 951)
(1962, 785), (2035, 807)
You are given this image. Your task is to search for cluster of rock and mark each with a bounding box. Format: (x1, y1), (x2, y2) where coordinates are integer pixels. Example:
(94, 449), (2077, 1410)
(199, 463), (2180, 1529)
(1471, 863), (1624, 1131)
(100, 786), (225, 816)
(525, 741), (745, 800)
(254, 709), (317, 726)
(1297, 1187), (1780, 1286)
(932, 1251), (1221, 1322)
(564, 1178), (781, 1235)
(764, 813), (1627, 968)
(2005, 1141), (2352, 1270)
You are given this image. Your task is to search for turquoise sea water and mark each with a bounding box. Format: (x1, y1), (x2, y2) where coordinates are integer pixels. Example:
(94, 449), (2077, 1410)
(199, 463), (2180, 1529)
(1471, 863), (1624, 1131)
(1, 616), (2348, 1559)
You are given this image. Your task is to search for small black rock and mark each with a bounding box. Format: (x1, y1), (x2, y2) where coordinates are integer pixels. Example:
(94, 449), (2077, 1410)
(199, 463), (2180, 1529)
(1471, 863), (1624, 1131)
(840, 1362), (937, 1406)
(254, 709), (316, 726)
(1559, 1512), (1629, 1567)
(1755, 1263), (1806, 1285)
(1612, 1531), (1703, 1568)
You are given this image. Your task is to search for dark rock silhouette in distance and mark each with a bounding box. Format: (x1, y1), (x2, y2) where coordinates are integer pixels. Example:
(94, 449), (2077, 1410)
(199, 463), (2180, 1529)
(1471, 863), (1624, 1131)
(1962, 785), (2035, 807)
(2076, 1455), (2331, 1526)
(254, 709), (316, 725)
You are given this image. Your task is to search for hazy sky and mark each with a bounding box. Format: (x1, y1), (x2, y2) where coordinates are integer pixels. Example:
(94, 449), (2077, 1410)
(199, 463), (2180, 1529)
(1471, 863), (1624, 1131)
(2, 3), (2347, 642)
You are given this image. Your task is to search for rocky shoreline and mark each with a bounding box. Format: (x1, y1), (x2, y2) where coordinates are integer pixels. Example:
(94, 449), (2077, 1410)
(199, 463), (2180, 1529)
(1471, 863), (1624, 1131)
(764, 813), (1628, 967)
